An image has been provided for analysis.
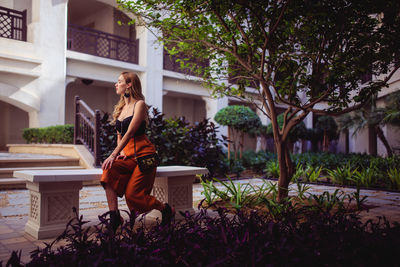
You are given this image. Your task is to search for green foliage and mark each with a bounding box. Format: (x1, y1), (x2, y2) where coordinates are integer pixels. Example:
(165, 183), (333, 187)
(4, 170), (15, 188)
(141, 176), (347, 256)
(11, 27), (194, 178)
(213, 177), (253, 209)
(315, 116), (338, 140)
(226, 159), (245, 178)
(293, 179), (311, 200)
(351, 187), (368, 210)
(388, 168), (400, 190)
(22, 125), (73, 144)
(265, 113), (306, 142)
(264, 161), (280, 179)
(147, 108), (228, 177)
(326, 164), (358, 186)
(241, 150), (276, 173)
(306, 189), (349, 213)
(214, 105), (261, 133)
(349, 166), (378, 188)
(304, 166), (323, 183)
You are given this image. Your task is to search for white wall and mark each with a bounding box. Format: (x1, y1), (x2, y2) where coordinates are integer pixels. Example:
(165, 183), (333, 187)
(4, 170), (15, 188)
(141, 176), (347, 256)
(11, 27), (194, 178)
(65, 80), (118, 124)
(163, 94), (206, 124)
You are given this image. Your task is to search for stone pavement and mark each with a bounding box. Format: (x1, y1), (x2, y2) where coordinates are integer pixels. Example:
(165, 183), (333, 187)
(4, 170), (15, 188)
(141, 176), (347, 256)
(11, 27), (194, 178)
(1, 178), (400, 265)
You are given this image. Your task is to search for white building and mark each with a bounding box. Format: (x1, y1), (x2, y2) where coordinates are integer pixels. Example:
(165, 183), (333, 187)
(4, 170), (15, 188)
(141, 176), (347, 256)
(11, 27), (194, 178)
(0, 0), (398, 157)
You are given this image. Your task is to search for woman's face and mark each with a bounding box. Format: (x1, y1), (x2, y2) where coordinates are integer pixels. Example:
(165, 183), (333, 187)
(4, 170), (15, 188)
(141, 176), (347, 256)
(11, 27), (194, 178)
(115, 75), (129, 95)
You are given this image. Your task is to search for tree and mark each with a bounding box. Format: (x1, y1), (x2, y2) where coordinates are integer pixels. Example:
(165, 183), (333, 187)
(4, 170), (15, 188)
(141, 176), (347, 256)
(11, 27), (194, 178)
(121, 0), (400, 200)
(263, 113), (306, 152)
(338, 91), (400, 157)
(214, 105), (261, 160)
(315, 116), (338, 152)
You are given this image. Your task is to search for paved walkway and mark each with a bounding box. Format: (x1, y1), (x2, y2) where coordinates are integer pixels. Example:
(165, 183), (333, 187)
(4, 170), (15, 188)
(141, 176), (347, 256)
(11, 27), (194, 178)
(1, 179), (400, 264)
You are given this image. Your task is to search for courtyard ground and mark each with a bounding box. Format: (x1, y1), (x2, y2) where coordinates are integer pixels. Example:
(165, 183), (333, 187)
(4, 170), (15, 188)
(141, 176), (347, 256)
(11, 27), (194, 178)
(1, 178), (400, 264)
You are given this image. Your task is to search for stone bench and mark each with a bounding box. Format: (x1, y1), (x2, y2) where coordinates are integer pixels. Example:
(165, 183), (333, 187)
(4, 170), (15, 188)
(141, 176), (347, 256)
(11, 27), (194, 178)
(13, 166), (208, 239)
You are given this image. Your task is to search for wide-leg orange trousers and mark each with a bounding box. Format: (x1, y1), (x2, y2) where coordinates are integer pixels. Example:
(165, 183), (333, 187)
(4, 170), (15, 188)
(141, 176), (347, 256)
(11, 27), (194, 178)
(100, 135), (163, 213)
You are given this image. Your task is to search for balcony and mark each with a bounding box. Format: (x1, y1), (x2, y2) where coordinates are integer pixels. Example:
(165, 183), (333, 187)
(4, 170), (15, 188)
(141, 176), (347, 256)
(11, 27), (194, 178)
(163, 50), (209, 77)
(67, 24), (139, 64)
(0, 6), (27, 41)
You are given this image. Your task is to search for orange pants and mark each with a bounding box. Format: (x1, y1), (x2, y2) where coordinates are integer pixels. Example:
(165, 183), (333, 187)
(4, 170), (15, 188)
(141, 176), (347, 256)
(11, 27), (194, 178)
(100, 135), (163, 213)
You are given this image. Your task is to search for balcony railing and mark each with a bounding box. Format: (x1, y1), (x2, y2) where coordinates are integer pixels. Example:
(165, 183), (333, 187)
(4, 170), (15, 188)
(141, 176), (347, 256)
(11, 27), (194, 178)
(163, 50), (209, 77)
(67, 24), (139, 64)
(0, 6), (27, 41)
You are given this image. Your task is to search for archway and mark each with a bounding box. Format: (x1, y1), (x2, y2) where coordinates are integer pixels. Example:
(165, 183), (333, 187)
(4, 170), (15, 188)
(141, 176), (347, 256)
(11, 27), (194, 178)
(0, 100), (29, 150)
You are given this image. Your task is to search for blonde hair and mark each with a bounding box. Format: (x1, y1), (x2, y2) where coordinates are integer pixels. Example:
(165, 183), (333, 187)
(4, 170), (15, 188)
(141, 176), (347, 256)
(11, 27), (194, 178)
(112, 72), (146, 124)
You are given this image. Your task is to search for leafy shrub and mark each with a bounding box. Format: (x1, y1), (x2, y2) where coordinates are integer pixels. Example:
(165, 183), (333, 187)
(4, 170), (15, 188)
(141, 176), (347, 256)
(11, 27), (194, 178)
(99, 112), (117, 162)
(264, 160), (280, 179)
(22, 125), (73, 144)
(241, 150), (276, 173)
(7, 206), (400, 266)
(147, 108), (228, 177)
(214, 105), (261, 133)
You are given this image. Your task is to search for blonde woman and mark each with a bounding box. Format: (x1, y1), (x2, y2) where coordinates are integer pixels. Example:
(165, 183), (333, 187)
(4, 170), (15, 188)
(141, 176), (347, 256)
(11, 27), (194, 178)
(101, 72), (174, 231)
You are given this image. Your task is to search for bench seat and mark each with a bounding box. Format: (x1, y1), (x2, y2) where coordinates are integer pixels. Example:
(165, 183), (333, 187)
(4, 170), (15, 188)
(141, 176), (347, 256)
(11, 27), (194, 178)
(14, 166), (208, 239)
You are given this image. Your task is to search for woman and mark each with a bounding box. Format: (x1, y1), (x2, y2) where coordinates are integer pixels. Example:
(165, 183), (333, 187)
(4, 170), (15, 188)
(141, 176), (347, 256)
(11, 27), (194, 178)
(101, 71), (174, 232)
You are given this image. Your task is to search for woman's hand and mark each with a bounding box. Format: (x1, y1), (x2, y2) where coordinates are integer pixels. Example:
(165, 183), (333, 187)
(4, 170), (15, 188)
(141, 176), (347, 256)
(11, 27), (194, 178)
(102, 154), (116, 170)
(116, 154), (127, 160)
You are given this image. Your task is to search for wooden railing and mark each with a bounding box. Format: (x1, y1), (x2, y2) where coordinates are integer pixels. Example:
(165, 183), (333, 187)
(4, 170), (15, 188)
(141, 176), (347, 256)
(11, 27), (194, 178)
(163, 50), (209, 77)
(74, 96), (101, 167)
(0, 6), (27, 41)
(67, 24), (139, 64)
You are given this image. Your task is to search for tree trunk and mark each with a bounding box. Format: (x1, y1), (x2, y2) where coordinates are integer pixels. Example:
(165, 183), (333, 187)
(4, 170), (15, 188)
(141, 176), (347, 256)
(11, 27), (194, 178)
(375, 125), (393, 157)
(276, 141), (292, 202)
(227, 127), (231, 160)
(322, 131), (330, 152)
(240, 132), (244, 159)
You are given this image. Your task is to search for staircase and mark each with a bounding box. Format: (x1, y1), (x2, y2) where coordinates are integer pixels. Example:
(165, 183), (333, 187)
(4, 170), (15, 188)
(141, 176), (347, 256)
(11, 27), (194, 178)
(0, 153), (84, 189)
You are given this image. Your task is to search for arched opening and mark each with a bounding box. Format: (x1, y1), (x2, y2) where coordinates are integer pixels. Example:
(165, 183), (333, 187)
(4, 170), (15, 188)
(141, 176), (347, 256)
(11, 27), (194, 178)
(0, 100), (29, 150)
(65, 79), (119, 124)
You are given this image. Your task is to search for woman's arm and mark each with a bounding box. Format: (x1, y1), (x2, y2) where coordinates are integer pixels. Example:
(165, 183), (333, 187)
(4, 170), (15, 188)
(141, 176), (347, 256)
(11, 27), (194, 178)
(102, 100), (146, 170)
(115, 133), (126, 158)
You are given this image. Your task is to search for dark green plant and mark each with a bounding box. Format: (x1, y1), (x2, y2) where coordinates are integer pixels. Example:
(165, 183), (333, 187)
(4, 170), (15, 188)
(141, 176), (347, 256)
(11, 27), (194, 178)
(214, 105), (261, 160)
(22, 125), (73, 144)
(388, 168), (400, 190)
(326, 164), (358, 186)
(241, 150), (275, 173)
(99, 112), (117, 162)
(264, 161), (280, 179)
(226, 159), (245, 178)
(146, 107), (228, 177)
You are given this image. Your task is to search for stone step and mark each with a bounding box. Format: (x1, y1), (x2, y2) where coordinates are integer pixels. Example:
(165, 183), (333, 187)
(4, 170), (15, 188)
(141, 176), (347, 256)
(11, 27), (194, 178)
(0, 158), (80, 168)
(0, 166), (84, 178)
(0, 178), (26, 190)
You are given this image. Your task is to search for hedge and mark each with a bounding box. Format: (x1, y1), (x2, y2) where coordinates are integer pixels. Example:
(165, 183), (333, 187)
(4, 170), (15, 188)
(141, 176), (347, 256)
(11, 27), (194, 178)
(22, 125), (74, 144)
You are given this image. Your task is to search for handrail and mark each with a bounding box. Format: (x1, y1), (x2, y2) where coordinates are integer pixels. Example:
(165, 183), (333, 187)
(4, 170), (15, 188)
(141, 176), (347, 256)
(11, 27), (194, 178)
(74, 96), (101, 167)
(0, 6), (27, 41)
(163, 50), (209, 77)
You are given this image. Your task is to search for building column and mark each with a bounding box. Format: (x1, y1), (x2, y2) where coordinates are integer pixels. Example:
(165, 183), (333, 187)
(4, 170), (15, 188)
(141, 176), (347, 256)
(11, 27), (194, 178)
(36, 0), (68, 126)
(136, 26), (163, 110)
(202, 96), (228, 139)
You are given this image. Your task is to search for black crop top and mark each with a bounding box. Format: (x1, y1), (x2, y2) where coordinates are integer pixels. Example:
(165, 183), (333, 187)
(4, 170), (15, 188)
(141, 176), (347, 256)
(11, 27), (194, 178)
(115, 115), (146, 137)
